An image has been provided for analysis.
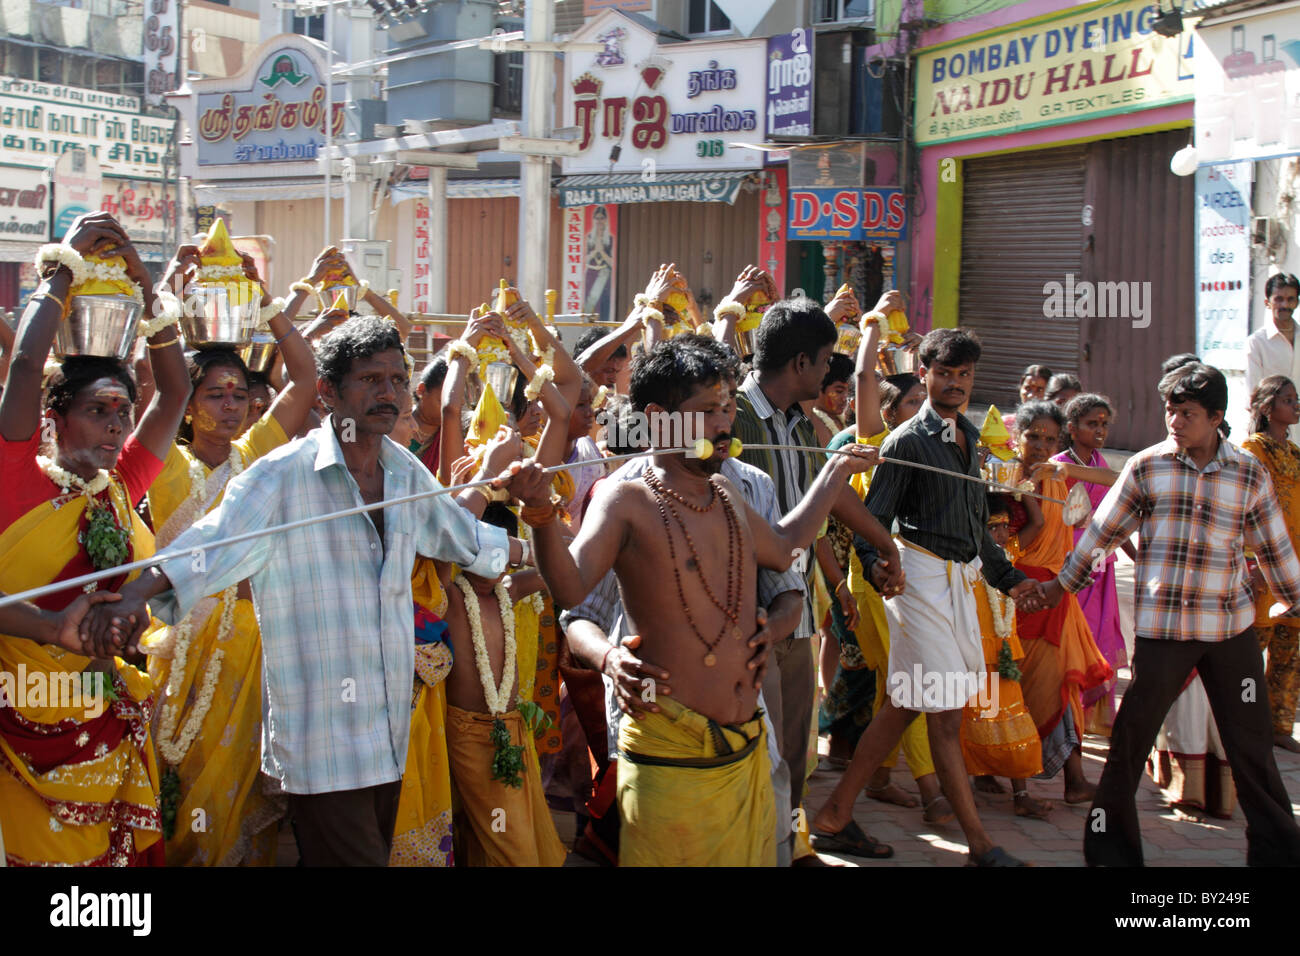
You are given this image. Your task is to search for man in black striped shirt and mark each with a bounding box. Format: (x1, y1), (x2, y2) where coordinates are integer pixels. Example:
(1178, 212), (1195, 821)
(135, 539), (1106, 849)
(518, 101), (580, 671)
(811, 328), (1046, 866)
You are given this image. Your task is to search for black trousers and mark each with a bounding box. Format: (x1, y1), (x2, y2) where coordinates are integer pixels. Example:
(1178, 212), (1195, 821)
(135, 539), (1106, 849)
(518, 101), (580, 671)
(288, 780), (402, 866)
(1084, 628), (1300, 866)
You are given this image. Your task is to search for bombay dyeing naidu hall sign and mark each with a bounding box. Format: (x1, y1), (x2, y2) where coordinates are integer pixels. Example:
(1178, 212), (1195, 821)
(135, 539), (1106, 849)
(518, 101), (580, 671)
(915, 0), (1195, 147)
(196, 39), (345, 167)
(561, 9), (765, 176)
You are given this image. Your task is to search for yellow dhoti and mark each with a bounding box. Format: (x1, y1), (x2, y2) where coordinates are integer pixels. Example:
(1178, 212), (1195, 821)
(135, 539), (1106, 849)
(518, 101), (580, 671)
(617, 697), (776, 867)
(447, 705), (566, 867)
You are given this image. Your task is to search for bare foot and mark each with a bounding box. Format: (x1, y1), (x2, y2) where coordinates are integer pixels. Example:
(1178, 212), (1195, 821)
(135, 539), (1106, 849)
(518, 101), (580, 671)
(973, 775), (1008, 795)
(866, 783), (920, 808)
(1171, 801), (1206, 822)
(923, 796), (955, 825)
(1013, 792), (1054, 819)
(1063, 780), (1097, 805)
(1274, 733), (1300, 754)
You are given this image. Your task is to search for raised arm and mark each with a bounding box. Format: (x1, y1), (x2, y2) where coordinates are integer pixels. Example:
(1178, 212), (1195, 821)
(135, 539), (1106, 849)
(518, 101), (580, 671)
(127, 242), (191, 460)
(855, 320), (885, 439)
(1, 213), (128, 441)
(437, 308), (495, 485)
(523, 466), (629, 609)
(502, 291), (581, 408)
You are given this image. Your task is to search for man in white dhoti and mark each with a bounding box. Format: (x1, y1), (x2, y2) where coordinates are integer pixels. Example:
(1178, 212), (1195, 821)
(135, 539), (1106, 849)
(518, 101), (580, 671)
(809, 329), (1045, 867)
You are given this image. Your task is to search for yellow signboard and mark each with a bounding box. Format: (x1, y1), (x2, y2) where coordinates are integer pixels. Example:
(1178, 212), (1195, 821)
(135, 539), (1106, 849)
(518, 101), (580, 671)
(915, 0), (1195, 147)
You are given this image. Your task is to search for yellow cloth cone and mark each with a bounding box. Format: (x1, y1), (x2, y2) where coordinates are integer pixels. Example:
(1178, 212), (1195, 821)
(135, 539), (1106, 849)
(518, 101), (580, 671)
(981, 404), (1017, 461)
(467, 380), (509, 449)
(70, 253), (138, 299)
(198, 218), (243, 266)
(328, 290), (350, 312)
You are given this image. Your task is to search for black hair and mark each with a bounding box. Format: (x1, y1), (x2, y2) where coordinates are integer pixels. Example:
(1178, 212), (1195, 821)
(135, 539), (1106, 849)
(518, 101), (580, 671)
(576, 326), (627, 361)
(1062, 392), (1114, 428)
(690, 334), (742, 383)
(822, 353), (854, 390)
(1249, 374), (1295, 435)
(603, 394), (642, 456)
(479, 501), (519, 538)
(1265, 273), (1300, 297)
(918, 328), (981, 369)
(180, 348), (252, 442)
(315, 316), (406, 389)
(1045, 373), (1082, 402)
(43, 356), (137, 417)
(246, 369), (272, 391)
(986, 494), (1010, 518)
(1014, 398), (1066, 435)
(879, 372), (922, 423)
(1158, 362), (1228, 418)
(1020, 363), (1053, 384)
(1160, 353), (1200, 376)
(419, 356), (448, 392)
(753, 297), (836, 373)
(630, 334), (729, 414)
(510, 364), (529, 421)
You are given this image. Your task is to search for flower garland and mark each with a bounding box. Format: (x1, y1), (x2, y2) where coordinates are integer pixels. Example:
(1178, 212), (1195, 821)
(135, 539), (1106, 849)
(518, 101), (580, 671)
(524, 364), (554, 402)
(257, 296), (287, 329)
(446, 339), (477, 365)
(155, 445), (243, 776)
(137, 288), (183, 339)
(34, 244), (91, 287)
(196, 263), (247, 282)
(452, 574), (524, 788)
(86, 260), (144, 304)
(984, 579), (1014, 640)
(37, 456), (130, 571)
(713, 299), (745, 321)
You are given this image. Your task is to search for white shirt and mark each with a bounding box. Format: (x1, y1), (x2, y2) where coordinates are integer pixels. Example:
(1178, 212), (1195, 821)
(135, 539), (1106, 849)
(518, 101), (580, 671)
(1245, 323), (1300, 443)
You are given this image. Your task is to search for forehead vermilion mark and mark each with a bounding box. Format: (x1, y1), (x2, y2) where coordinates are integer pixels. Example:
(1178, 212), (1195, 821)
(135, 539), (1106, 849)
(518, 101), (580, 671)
(92, 386), (129, 408)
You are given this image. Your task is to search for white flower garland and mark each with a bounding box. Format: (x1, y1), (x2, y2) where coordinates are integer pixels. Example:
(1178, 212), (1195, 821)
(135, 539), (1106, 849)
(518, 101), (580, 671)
(37, 455), (110, 498)
(446, 339), (477, 365)
(196, 263), (247, 282)
(985, 579), (1014, 640)
(524, 364), (554, 402)
(155, 445), (244, 766)
(453, 574), (516, 716)
(34, 244), (91, 287)
(257, 296), (287, 329)
(137, 289), (182, 339)
(85, 260), (144, 304)
(713, 299), (745, 321)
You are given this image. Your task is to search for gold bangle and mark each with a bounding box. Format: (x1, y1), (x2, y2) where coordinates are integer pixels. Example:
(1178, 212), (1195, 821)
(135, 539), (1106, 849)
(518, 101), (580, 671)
(146, 337), (179, 350)
(32, 291), (67, 315)
(470, 483), (494, 503)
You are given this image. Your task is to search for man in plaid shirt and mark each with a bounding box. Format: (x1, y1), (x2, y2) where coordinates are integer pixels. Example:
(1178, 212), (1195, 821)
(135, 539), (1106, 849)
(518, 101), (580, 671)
(1044, 363), (1300, 866)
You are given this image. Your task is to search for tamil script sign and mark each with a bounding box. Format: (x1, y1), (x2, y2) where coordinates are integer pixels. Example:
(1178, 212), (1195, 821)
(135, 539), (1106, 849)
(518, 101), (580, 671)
(144, 0), (180, 108)
(0, 77), (171, 180)
(916, 0), (1195, 146)
(196, 38), (345, 167)
(101, 179), (174, 245)
(788, 187), (908, 241)
(563, 205), (618, 322)
(562, 9), (766, 174)
(767, 28), (814, 138)
(558, 174), (747, 207)
(0, 167), (49, 242)
(1195, 6), (1300, 164)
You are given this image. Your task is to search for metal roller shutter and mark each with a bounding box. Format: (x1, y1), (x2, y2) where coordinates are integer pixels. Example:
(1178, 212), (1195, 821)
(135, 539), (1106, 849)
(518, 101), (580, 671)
(959, 146), (1086, 408)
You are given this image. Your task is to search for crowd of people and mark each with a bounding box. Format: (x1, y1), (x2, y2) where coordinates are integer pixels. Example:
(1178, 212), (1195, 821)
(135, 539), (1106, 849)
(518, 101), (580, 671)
(3, 209), (1300, 867)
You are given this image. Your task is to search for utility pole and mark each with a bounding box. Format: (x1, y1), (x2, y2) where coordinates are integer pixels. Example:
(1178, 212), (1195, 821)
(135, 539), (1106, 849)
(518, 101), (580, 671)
(518, 0), (555, 304)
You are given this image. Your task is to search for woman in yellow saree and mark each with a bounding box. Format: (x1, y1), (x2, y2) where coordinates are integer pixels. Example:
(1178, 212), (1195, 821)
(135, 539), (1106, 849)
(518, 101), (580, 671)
(0, 213), (190, 866)
(139, 250), (321, 865)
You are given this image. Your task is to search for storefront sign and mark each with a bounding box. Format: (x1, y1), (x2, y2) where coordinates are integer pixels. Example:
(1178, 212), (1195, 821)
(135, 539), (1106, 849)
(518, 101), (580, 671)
(0, 167), (49, 241)
(144, 0), (180, 107)
(788, 187), (908, 241)
(196, 42), (345, 167)
(916, 0), (1195, 146)
(562, 10), (766, 174)
(1195, 6), (1300, 164)
(558, 173), (747, 207)
(563, 204), (619, 322)
(758, 168), (787, 295)
(101, 179), (174, 245)
(52, 149), (102, 241)
(767, 28), (814, 138)
(1195, 161), (1251, 370)
(0, 77), (171, 180)
(413, 197), (432, 312)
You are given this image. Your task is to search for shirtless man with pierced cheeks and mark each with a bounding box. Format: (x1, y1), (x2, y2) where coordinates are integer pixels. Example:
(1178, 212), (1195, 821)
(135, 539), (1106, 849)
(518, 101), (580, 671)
(518, 336), (878, 866)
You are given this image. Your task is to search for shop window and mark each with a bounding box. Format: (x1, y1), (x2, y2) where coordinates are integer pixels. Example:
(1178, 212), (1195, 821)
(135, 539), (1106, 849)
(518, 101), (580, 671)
(688, 0), (731, 35)
(814, 0), (874, 24)
(0, 42), (36, 82)
(493, 49), (524, 115)
(292, 14), (326, 41)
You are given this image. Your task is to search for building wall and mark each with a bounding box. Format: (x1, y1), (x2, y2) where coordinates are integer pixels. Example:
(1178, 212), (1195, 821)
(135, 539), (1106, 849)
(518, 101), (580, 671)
(186, 0), (261, 80)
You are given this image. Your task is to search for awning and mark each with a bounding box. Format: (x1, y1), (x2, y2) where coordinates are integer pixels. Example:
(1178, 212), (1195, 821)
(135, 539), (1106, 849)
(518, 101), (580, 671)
(388, 178), (521, 205)
(557, 170), (753, 208)
(192, 178), (348, 205)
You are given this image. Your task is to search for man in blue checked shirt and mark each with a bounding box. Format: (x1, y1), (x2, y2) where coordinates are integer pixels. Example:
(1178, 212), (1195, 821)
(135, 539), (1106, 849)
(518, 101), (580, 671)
(87, 317), (538, 866)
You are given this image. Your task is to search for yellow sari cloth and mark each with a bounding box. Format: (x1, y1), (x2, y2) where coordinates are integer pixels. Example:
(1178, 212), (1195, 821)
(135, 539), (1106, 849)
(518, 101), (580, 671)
(960, 577), (1043, 778)
(1242, 434), (1300, 627)
(1012, 473), (1112, 743)
(617, 697), (776, 867)
(140, 416), (287, 865)
(391, 560), (455, 866)
(0, 486), (161, 866)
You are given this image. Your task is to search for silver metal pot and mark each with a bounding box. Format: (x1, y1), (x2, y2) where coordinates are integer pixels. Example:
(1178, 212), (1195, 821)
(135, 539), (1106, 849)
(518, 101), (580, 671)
(54, 295), (143, 360)
(483, 361), (519, 410)
(180, 283), (260, 348)
(319, 284), (358, 312)
(240, 330), (277, 373)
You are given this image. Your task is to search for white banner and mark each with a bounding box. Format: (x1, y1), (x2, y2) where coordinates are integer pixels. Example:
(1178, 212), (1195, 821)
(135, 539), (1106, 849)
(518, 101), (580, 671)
(144, 0), (181, 108)
(0, 167), (49, 242)
(1195, 161), (1252, 371)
